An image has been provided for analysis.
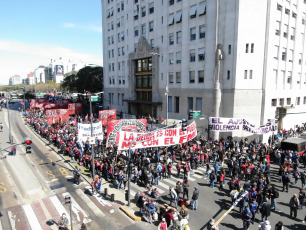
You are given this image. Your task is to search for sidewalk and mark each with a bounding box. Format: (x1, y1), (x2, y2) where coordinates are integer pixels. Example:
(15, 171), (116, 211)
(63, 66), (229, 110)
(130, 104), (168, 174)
(25, 121), (143, 222)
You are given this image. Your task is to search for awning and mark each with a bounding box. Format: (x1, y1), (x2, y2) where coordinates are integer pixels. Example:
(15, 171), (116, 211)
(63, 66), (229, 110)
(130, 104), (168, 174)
(125, 99), (162, 105)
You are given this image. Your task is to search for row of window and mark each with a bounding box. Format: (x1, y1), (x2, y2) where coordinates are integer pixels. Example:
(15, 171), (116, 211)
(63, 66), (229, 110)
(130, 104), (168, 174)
(277, 3), (297, 18)
(271, 97), (306, 107)
(108, 93), (125, 106)
(109, 76), (126, 85)
(134, 21), (154, 37)
(109, 61), (126, 72)
(275, 21), (297, 40)
(273, 46), (303, 63)
(134, 2), (154, 20)
(108, 47), (126, 58)
(168, 96), (203, 114)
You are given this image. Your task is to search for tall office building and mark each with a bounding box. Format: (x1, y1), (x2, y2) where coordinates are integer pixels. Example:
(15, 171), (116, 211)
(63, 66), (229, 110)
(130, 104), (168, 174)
(102, 0), (306, 141)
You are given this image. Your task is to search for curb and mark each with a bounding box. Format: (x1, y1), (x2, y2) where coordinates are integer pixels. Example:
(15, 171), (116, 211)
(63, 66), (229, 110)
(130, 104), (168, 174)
(119, 206), (141, 221)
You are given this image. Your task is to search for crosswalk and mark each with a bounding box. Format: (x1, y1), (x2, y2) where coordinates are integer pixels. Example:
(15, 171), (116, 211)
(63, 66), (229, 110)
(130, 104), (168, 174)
(127, 165), (208, 199)
(0, 188), (112, 230)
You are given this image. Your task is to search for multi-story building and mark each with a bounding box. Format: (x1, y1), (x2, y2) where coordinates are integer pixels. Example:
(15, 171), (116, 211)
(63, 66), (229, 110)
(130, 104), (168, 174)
(102, 0), (306, 141)
(34, 66), (46, 83)
(9, 75), (21, 85)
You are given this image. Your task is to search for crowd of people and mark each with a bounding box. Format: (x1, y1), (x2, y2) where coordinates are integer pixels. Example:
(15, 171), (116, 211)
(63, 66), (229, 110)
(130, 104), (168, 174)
(25, 108), (306, 230)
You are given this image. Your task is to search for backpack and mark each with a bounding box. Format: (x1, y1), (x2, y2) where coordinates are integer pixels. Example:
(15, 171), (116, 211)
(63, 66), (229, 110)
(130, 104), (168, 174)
(157, 165), (162, 173)
(209, 173), (215, 180)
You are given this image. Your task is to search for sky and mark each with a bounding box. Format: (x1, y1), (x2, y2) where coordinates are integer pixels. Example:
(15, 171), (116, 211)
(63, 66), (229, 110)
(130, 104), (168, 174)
(0, 0), (103, 85)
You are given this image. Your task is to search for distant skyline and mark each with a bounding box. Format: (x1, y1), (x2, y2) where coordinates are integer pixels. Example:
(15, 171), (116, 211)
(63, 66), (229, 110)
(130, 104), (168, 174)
(0, 0), (103, 85)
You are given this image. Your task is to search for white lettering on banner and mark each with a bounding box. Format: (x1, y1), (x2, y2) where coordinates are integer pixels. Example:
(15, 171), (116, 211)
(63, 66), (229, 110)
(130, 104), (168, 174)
(209, 117), (277, 134)
(78, 122), (103, 143)
(118, 121), (197, 150)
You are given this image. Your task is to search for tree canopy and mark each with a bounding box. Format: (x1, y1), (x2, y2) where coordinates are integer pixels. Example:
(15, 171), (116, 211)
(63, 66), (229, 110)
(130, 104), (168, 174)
(61, 66), (103, 93)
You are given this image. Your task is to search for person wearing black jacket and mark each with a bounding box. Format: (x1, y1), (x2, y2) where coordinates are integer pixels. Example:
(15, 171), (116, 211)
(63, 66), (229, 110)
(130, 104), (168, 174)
(260, 198), (271, 221)
(191, 187), (199, 210)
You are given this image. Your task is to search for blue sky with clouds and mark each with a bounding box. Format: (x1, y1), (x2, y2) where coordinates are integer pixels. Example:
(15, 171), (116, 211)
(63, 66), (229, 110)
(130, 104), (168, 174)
(0, 0), (102, 85)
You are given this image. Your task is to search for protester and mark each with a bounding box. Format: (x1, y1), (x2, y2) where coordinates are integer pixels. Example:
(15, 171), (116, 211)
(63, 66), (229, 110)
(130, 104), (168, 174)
(289, 194), (299, 218)
(58, 213), (69, 230)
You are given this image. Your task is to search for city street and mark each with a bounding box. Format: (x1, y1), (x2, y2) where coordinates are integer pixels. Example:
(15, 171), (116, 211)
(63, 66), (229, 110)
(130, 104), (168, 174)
(0, 103), (305, 230)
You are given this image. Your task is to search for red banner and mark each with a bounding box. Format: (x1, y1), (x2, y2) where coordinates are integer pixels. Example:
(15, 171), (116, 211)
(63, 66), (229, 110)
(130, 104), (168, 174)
(75, 103), (83, 114)
(46, 109), (58, 125)
(106, 119), (147, 147)
(68, 103), (76, 115)
(57, 109), (69, 124)
(99, 109), (117, 127)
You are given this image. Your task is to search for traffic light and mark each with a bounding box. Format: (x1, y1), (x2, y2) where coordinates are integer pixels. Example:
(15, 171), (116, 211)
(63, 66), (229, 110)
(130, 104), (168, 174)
(181, 119), (187, 131)
(24, 137), (32, 153)
(188, 110), (193, 120)
(65, 195), (71, 204)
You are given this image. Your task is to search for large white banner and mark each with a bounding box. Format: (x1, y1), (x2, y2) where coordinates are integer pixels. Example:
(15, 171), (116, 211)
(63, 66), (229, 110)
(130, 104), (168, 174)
(78, 122), (103, 143)
(118, 121), (197, 150)
(208, 117), (277, 134)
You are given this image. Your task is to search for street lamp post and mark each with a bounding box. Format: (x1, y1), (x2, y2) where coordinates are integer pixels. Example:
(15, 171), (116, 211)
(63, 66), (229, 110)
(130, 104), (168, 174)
(6, 94), (13, 144)
(151, 53), (169, 126)
(200, 116), (210, 141)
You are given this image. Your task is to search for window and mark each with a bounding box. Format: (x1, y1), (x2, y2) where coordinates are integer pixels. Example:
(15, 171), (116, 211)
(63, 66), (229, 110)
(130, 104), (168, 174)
(282, 50), (287, 61)
(271, 99), (277, 106)
(121, 93), (124, 105)
(245, 43), (249, 53)
(198, 70), (204, 83)
(228, 45), (231, 54)
(190, 49), (195, 62)
(169, 53), (174, 64)
(190, 27), (196, 41)
(168, 96), (173, 112)
(199, 1), (206, 16)
(189, 5), (197, 18)
(244, 70), (248, 79)
(277, 4), (282, 11)
(141, 7), (146, 17)
(251, 43), (254, 53)
(285, 8), (290, 15)
(117, 19), (121, 28)
(290, 27), (295, 40)
(175, 97), (180, 113)
(287, 98), (291, 105)
(121, 2), (124, 11)
(227, 70), (230, 80)
(304, 97), (306, 105)
(149, 2), (154, 14)
(196, 98), (202, 112)
(249, 70), (253, 79)
(198, 48), (205, 61)
(199, 25), (205, 38)
(189, 71), (195, 83)
(134, 10), (138, 20)
(169, 0), (174, 6)
(176, 11), (182, 23)
(149, 21), (154, 32)
(168, 13), (174, 25)
(299, 53), (302, 64)
(288, 49), (293, 62)
(117, 3), (121, 13)
(296, 97), (300, 105)
(292, 12), (297, 18)
(169, 33), (174, 45)
(176, 52), (181, 64)
(134, 26), (139, 36)
(176, 31), (182, 44)
(134, 0), (138, 3)
(150, 39), (154, 48)
(274, 45), (279, 59)
(169, 72), (174, 83)
(141, 24), (146, 35)
(188, 97), (193, 111)
(176, 72), (181, 83)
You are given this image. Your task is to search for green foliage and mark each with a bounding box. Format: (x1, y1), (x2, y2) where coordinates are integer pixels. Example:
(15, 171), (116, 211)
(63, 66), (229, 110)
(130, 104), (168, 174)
(61, 66), (103, 93)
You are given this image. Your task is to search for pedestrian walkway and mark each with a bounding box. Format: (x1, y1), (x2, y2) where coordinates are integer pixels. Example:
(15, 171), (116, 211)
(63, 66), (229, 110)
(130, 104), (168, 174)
(0, 187), (113, 230)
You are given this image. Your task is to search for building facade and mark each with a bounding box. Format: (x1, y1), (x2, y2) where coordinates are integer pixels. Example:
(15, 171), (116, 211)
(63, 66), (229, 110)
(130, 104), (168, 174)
(9, 75), (21, 85)
(102, 0), (306, 141)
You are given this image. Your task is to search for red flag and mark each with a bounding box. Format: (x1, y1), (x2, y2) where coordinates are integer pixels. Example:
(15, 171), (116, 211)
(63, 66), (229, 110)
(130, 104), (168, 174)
(85, 114), (88, 121)
(158, 116), (165, 121)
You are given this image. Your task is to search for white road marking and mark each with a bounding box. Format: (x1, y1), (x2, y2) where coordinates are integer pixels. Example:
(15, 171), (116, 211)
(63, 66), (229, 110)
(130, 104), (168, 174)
(22, 204), (43, 230)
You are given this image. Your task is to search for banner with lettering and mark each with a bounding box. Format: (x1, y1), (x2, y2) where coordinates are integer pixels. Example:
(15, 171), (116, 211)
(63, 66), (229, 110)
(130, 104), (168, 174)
(78, 122), (104, 143)
(68, 103), (76, 115)
(99, 109), (117, 127)
(106, 119), (147, 147)
(46, 109), (58, 125)
(118, 121), (197, 150)
(57, 109), (69, 124)
(208, 117), (277, 134)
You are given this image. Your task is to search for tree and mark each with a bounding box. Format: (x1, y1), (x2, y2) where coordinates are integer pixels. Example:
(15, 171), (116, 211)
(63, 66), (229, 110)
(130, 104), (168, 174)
(61, 66), (103, 93)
